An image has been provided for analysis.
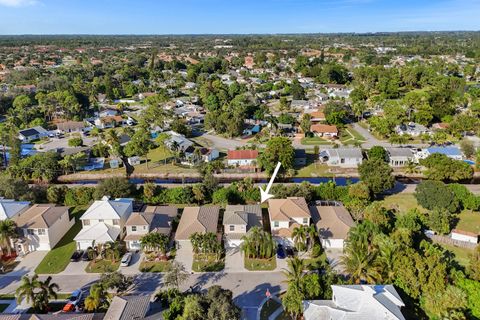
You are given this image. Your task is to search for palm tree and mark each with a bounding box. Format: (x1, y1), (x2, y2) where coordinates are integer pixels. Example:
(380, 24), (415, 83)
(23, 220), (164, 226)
(0, 220), (18, 256)
(140, 233), (169, 257)
(282, 257), (305, 292)
(292, 225), (308, 252)
(341, 246), (379, 284)
(16, 274), (41, 306)
(189, 233), (202, 254)
(306, 224), (318, 252)
(84, 283), (106, 312)
(37, 276), (59, 312)
(240, 227), (276, 260)
(103, 241), (121, 263)
(405, 160), (420, 174)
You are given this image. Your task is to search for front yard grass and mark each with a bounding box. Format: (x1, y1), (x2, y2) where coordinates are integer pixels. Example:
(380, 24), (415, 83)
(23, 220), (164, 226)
(139, 260), (171, 272)
(380, 193), (427, 214)
(85, 259), (120, 273)
(192, 253), (224, 272)
(244, 257), (277, 271)
(300, 137), (332, 145)
(35, 206), (86, 274)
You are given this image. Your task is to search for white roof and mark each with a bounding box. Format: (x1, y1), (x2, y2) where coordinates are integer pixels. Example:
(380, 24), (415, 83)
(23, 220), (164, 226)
(80, 198), (132, 221)
(0, 199), (30, 220)
(74, 222), (121, 243)
(303, 285), (405, 320)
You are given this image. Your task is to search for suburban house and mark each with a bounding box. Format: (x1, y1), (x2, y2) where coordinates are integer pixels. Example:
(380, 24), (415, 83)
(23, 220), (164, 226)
(268, 197), (311, 245)
(74, 197), (133, 250)
(0, 199), (30, 220)
(227, 149), (259, 167)
(55, 121), (86, 134)
(94, 115), (124, 129)
(174, 206), (220, 245)
(223, 205), (263, 248)
(124, 206), (178, 251)
(104, 295), (151, 320)
(309, 110), (326, 123)
(395, 122), (430, 137)
(451, 229), (478, 244)
(303, 285), (405, 320)
(424, 146), (464, 161)
(12, 204), (74, 253)
(183, 147), (219, 165)
(319, 148), (363, 167)
(18, 126), (49, 142)
(310, 202), (355, 249)
(164, 131), (194, 152)
(386, 147), (415, 167)
(310, 124), (338, 138)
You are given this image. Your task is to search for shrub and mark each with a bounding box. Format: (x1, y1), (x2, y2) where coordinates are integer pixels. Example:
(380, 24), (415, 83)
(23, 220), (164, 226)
(68, 137), (83, 147)
(415, 180), (460, 213)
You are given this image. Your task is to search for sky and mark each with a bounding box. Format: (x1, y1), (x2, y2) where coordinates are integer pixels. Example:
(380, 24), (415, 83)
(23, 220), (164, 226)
(0, 0), (479, 34)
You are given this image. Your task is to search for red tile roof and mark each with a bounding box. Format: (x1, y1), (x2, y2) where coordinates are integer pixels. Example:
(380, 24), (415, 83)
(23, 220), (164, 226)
(227, 149), (259, 160)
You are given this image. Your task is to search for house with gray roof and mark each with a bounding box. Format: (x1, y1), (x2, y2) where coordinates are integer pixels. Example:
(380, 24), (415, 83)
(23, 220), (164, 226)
(104, 295), (150, 320)
(223, 205), (262, 248)
(303, 285), (405, 320)
(0, 199), (30, 220)
(164, 131), (194, 152)
(319, 148), (363, 168)
(174, 206), (220, 242)
(386, 148), (414, 167)
(18, 126), (48, 143)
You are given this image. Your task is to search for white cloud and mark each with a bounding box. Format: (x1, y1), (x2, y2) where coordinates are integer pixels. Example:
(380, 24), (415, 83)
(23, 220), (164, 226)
(0, 0), (38, 7)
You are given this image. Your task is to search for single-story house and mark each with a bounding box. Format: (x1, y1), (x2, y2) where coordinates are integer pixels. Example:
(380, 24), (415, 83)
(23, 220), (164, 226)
(18, 126), (49, 143)
(310, 124), (338, 137)
(319, 148), (363, 168)
(184, 147), (219, 165)
(164, 131), (194, 152)
(0, 199), (30, 220)
(309, 111), (326, 123)
(223, 205), (262, 248)
(56, 121), (86, 134)
(395, 122), (430, 137)
(12, 204), (74, 253)
(268, 197), (311, 246)
(174, 206), (220, 244)
(310, 203), (355, 249)
(227, 149), (259, 167)
(104, 295), (150, 320)
(94, 116), (124, 129)
(451, 229), (478, 244)
(424, 146), (464, 161)
(386, 147), (414, 167)
(303, 285), (405, 320)
(125, 206), (178, 251)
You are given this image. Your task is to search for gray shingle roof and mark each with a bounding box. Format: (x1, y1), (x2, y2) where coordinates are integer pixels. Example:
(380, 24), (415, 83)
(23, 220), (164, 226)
(104, 295), (150, 320)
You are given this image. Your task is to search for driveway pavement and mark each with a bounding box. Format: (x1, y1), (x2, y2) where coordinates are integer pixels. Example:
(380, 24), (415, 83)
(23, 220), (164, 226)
(61, 260), (89, 275)
(324, 248), (346, 274)
(9, 251), (48, 277)
(175, 241), (193, 272)
(36, 136), (97, 152)
(224, 247), (246, 273)
(120, 252), (143, 275)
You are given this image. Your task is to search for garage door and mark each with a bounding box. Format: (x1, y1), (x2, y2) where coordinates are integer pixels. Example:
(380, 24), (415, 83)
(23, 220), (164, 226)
(77, 241), (91, 250)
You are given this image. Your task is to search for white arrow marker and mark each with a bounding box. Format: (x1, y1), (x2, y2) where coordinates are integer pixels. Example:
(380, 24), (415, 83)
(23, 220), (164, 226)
(259, 162), (282, 203)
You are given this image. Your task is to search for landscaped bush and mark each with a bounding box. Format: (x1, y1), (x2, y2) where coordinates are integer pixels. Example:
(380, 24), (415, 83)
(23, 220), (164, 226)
(68, 137), (83, 147)
(64, 187), (95, 206)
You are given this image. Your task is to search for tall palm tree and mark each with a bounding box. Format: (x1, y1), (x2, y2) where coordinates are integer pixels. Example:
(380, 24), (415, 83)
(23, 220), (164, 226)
(282, 257), (305, 292)
(341, 247), (379, 284)
(16, 274), (41, 306)
(37, 276), (59, 313)
(103, 241), (121, 263)
(292, 225), (308, 252)
(84, 283), (106, 312)
(306, 225), (318, 252)
(0, 220), (18, 256)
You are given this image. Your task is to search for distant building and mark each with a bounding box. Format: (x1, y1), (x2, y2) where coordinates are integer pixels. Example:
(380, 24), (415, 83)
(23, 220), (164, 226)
(227, 149), (259, 167)
(451, 229), (478, 244)
(18, 126), (48, 143)
(56, 121), (86, 134)
(303, 285), (405, 320)
(319, 148), (363, 168)
(386, 148), (414, 167)
(424, 146), (463, 161)
(395, 122), (430, 137)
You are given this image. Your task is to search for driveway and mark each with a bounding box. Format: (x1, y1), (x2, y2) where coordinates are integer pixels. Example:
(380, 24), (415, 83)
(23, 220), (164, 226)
(120, 252), (142, 275)
(9, 251), (47, 277)
(61, 260), (89, 275)
(224, 247), (246, 273)
(175, 241), (193, 272)
(324, 248), (345, 274)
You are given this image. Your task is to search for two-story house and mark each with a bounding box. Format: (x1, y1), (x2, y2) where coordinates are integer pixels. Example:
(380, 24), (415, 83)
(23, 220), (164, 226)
(124, 206), (178, 251)
(174, 206), (220, 249)
(268, 197), (311, 246)
(223, 205), (262, 248)
(12, 204), (74, 254)
(74, 197), (133, 250)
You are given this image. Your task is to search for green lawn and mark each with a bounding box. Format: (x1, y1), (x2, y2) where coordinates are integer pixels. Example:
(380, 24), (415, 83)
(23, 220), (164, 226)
(0, 304), (10, 312)
(438, 243), (473, 267)
(35, 206), (86, 274)
(301, 137), (332, 146)
(85, 259), (120, 273)
(244, 257), (277, 271)
(147, 145), (173, 162)
(455, 210), (480, 234)
(380, 193), (427, 214)
(295, 162), (332, 177)
(260, 299), (282, 320)
(139, 260), (171, 272)
(192, 253), (224, 272)
(340, 125), (366, 145)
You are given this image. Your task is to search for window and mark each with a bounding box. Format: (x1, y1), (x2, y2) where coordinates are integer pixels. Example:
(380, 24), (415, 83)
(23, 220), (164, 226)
(303, 218), (309, 224)
(37, 229), (46, 236)
(229, 225), (235, 231)
(99, 219), (104, 223)
(274, 221), (279, 228)
(131, 226), (137, 232)
(340, 158), (345, 164)
(113, 219), (119, 226)
(27, 229), (34, 235)
(143, 226), (147, 230)
(83, 220), (90, 226)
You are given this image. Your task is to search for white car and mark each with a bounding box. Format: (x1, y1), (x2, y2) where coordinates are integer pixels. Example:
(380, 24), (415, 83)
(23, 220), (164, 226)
(120, 252), (133, 267)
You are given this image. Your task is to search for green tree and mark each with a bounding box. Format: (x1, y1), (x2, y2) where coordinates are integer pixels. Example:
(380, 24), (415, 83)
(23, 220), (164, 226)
(94, 177), (133, 199)
(367, 146), (387, 162)
(164, 261), (190, 288)
(0, 219), (18, 256)
(460, 139), (475, 158)
(258, 137), (295, 175)
(427, 208), (453, 234)
(415, 180), (459, 213)
(358, 158), (395, 195)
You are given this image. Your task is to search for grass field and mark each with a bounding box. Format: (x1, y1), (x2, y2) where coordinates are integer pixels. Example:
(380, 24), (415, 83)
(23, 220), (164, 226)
(244, 257), (277, 271)
(139, 260), (171, 272)
(300, 137), (333, 145)
(192, 253), (224, 272)
(455, 210), (480, 234)
(85, 259), (120, 273)
(339, 125), (366, 145)
(35, 206), (86, 274)
(438, 243), (473, 267)
(380, 193), (427, 214)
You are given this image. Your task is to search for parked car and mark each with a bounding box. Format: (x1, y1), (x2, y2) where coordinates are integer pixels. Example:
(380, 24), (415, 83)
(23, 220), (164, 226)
(62, 289), (83, 312)
(276, 244), (286, 259)
(70, 250), (84, 262)
(81, 248), (93, 261)
(120, 252), (133, 267)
